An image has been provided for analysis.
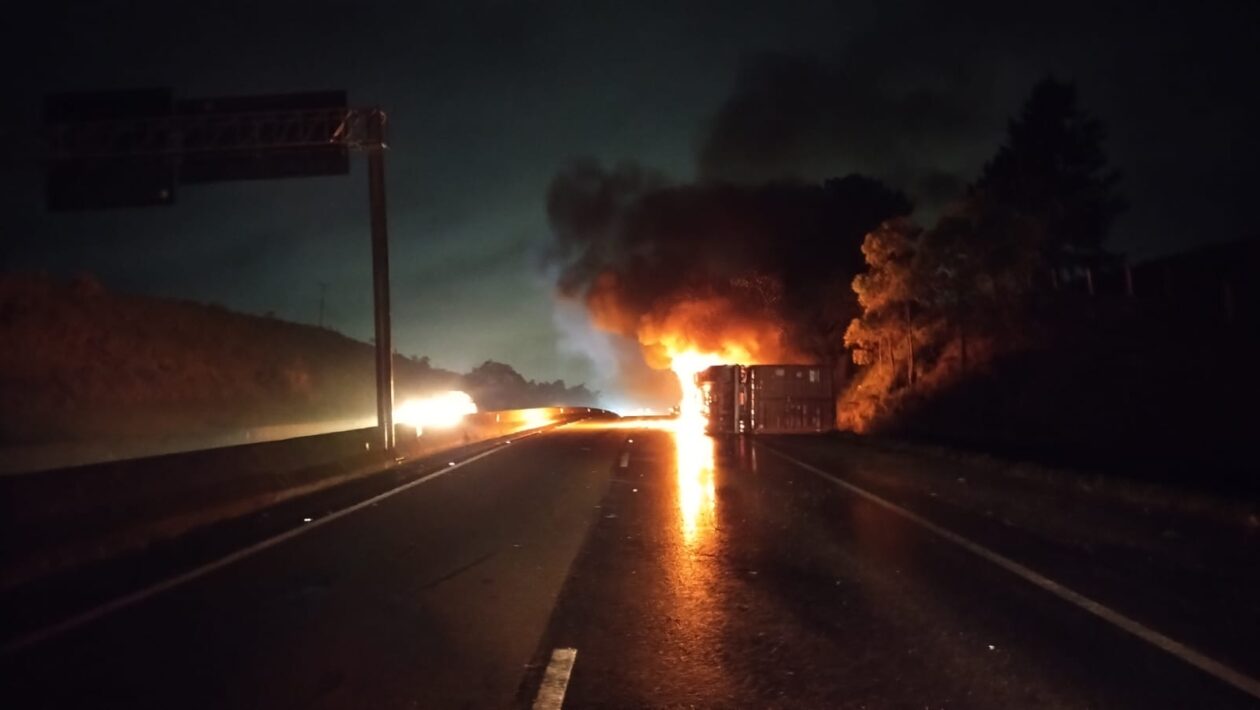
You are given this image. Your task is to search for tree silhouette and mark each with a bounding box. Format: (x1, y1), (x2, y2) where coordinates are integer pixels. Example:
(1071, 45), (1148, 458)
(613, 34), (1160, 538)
(842, 77), (1124, 427)
(463, 360), (598, 410)
(784, 174), (912, 366)
(974, 77), (1125, 278)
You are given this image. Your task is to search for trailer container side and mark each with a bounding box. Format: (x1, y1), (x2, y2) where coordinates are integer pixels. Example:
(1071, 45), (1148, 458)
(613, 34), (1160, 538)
(749, 397), (834, 433)
(747, 365), (834, 433)
(698, 364), (746, 434)
(698, 364), (834, 434)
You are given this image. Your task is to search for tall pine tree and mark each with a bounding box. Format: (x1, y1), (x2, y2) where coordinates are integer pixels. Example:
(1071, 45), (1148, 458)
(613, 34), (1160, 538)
(974, 77), (1125, 273)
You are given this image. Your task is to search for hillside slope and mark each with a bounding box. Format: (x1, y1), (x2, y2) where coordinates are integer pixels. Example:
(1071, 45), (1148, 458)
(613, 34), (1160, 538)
(0, 274), (593, 452)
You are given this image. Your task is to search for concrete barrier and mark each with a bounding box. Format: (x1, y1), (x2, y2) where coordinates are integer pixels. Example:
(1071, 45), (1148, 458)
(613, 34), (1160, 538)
(0, 407), (614, 590)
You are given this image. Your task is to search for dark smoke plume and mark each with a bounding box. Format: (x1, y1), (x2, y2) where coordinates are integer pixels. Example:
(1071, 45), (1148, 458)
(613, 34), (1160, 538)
(546, 159), (911, 370)
(547, 50), (980, 399)
(697, 53), (987, 214)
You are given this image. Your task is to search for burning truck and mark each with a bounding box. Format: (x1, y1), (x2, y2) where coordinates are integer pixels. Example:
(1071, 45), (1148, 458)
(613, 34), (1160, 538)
(546, 161), (910, 439)
(695, 364), (834, 434)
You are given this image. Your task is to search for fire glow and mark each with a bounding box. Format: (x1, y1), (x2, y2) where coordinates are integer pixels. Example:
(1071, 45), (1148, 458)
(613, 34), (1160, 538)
(394, 390), (478, 434)
(667, 347), (748, 547)
(576, 279), (796, 543)
(673, 412), (716, 546)
(665, 338), (759, 423)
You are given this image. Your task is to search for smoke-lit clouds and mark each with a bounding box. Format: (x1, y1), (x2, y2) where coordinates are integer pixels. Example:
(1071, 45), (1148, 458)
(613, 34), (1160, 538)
(695, 1), (1260, 256)
(697, 52), (986, 215)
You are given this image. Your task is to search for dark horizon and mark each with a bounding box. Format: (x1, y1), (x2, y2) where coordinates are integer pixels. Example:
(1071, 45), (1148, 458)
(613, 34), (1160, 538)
(3, 1), (1259, 407)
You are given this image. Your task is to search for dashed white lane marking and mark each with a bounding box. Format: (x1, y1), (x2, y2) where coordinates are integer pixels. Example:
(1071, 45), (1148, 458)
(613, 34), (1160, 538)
(1, 429), (563, 657)
(532, 647), (577, 710)
(765, 446), (1260, 702)
(618, 452), (630, 468)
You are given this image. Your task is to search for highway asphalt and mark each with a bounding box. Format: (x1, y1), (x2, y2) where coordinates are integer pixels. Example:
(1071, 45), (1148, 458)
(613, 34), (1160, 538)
(2, 424), (621, 708)
(3, 419), (1257, 708)
(533, 423), (1258, 708)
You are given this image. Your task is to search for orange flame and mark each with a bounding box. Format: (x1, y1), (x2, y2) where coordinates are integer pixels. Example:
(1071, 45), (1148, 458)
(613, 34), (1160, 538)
(638, 297), (789, 371)
(654, 301), (785, 419)
(667, 348), (748, 548)
(577, 272), (803, 547)
(580, 271), (799, 412)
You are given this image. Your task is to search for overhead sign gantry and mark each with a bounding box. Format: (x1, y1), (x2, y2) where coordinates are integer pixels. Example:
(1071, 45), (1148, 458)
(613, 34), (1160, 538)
(44, 88), (398, 450)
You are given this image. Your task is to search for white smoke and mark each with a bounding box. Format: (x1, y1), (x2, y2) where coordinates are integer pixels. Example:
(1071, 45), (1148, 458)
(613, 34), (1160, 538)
(550, 294), (678, 413)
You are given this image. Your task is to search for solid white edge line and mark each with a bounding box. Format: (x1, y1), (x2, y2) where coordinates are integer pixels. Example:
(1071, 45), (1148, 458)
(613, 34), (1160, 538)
(532, 647), (578, 710)
(762, 445), (1260, 702)
(2, 426), (566, 657)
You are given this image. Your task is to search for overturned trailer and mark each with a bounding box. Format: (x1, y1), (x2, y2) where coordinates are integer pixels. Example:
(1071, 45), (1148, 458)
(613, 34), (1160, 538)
(697, 364), (834, 434)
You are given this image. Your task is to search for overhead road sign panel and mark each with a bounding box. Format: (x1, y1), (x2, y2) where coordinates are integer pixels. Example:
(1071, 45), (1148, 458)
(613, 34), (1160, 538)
(44, 89), (176, 210)
(44, 89), (355, 209)
(175, 91), (350, 183)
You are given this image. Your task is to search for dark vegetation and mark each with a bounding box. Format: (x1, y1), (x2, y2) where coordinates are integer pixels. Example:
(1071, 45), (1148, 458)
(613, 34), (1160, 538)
(842, 79), (1259, 495)
(0, 273), (596, 450)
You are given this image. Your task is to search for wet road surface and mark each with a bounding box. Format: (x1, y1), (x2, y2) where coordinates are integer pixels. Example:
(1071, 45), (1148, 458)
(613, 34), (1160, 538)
(2, 426), (621, 709)
(761, 433), (1260, 687)
(529, 422), (1259, 708)
(3, 419), (1258, 708)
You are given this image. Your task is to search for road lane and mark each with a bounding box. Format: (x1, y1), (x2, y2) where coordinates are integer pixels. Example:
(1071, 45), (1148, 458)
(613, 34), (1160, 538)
(763, 433), (1260, 682)
(1, 428), (567, 648)
(765, 445), (1260, 700)
(2, 425), (623, 709)
(7, 419), (1255, 708)
(530, 423), (1257, 708)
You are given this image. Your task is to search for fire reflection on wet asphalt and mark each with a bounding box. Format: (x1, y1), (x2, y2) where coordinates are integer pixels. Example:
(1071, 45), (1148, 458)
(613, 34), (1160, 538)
(673, 418), (717, 548)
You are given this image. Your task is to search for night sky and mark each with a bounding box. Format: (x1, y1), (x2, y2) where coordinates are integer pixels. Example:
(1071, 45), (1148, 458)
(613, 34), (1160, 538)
(2, 1), (1257, 406)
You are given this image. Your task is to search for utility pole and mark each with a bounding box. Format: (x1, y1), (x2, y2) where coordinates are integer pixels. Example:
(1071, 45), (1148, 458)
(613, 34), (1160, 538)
(317, 281), (328, 328)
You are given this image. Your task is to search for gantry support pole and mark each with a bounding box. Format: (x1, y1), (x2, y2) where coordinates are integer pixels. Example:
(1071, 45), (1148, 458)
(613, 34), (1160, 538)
(366, 109), (395, 452)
